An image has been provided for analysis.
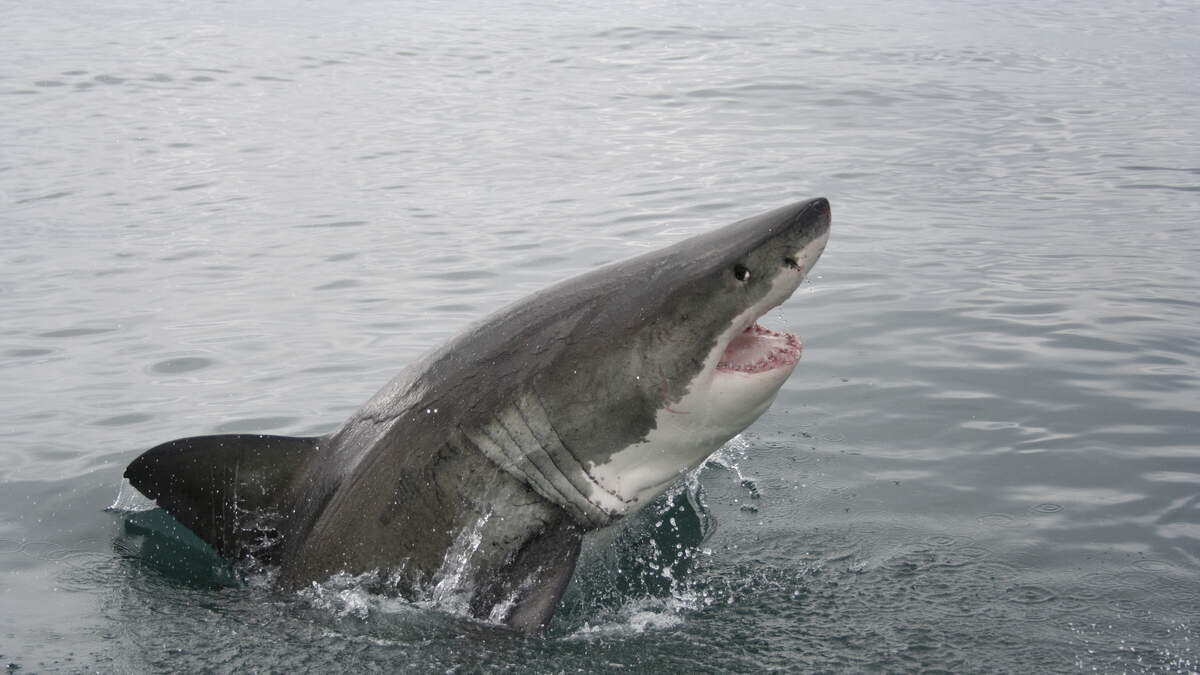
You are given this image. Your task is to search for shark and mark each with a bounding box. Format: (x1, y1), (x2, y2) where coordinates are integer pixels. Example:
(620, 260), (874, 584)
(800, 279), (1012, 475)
(124, 197), (831, 631)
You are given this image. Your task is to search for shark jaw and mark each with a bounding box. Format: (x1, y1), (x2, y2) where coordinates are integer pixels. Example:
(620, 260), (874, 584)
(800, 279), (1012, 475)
(717, 322), (802, 374)
(586, 226), (830, 512)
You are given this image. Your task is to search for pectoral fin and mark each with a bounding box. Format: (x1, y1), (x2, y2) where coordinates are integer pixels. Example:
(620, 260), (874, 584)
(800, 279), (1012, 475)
(482, 521), (583, 633)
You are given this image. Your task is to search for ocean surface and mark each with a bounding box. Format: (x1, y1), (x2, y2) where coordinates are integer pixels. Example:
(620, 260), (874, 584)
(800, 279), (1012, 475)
(2, 0), (1198, 672)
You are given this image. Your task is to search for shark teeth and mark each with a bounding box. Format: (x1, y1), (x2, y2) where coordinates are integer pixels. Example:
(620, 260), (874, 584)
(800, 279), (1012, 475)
(716, 322), (802, 374)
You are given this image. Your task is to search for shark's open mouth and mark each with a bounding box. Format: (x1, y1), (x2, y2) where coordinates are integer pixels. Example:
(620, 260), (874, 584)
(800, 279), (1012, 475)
(716, 323), (802, 374)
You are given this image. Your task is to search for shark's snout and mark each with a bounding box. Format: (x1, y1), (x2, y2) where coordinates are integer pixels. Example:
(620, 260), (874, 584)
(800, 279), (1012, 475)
(809, 196), (830, 218)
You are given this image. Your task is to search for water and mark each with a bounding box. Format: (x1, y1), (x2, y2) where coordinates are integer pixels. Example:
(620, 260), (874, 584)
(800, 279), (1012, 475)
(2, 0), (1198, 671)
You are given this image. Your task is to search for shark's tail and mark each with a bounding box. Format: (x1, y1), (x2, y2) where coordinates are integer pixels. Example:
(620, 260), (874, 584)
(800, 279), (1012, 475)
(124, 434), (320, 563)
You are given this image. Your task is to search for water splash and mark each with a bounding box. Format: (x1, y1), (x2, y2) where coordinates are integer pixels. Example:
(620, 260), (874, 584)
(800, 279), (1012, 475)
(569, 595), (699, 638)
(105, 478), (156, 513)
(701, 434), (762, 510)
(301, 571), (379, 620)
(299, 570), (419, 621)
(428, 510), (491, 614)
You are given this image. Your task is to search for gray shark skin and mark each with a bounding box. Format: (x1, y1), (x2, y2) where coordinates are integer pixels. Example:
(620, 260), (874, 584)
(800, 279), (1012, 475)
(124, 197), (831, 632)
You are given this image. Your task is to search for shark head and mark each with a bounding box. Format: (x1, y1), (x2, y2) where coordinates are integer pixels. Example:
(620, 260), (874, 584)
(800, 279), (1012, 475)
(570, 197), (831, 511)
(419, 197), (832, 524)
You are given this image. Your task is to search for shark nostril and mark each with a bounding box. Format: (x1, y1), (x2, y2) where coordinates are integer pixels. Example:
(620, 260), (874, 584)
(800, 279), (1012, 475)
(784, 257), (799, 269)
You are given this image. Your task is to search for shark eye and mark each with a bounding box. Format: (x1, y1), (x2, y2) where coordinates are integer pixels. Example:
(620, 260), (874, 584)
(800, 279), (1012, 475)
(733, 264), (751, 282)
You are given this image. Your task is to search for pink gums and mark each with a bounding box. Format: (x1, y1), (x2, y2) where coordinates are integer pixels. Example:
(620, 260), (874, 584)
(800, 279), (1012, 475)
(716, 323), (802, 374)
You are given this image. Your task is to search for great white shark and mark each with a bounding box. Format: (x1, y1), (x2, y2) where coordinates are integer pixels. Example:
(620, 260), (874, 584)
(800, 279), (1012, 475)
(124, 197), (831, 632)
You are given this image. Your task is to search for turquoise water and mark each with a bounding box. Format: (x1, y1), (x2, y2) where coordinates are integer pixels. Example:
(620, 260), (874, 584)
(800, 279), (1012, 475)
(2, 0), (1198, 671)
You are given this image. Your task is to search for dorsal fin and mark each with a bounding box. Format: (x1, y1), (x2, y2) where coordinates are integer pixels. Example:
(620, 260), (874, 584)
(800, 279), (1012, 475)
(124, 434), (320, 563)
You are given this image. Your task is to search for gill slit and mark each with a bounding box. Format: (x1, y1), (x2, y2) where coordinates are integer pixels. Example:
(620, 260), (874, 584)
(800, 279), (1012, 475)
(529, 393), (635, 507)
